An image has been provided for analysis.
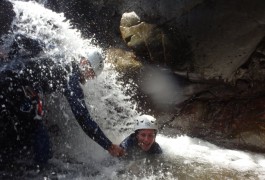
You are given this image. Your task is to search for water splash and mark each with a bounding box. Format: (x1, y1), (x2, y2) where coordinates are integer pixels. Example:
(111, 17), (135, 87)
(157, 135), (265, 174)
(5, 0), (139, 164)
(6, 0), (99, 65)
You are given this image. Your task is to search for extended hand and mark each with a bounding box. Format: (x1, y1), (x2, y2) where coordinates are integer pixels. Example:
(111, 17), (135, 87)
(108, 144), (125, 157)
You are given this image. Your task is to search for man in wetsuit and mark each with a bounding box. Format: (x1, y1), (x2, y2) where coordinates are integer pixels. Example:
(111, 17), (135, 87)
(0, 70), (51, 164)
(120, 115), (162, 158)
(0, 35), (124, 166)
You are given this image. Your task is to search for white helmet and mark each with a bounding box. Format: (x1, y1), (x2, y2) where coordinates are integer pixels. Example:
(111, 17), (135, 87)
(134, 115), (158, 131)
(86, 48), (104, 76)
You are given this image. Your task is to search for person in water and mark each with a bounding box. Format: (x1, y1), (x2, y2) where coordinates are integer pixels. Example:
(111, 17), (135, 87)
(0, 35), (124, 167)
(120, 115), (162, 158)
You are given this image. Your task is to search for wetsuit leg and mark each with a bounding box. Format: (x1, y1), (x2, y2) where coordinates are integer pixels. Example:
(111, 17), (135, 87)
(33, 121), (52, 164)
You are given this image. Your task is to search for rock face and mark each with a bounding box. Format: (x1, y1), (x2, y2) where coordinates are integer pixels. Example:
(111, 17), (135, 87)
(119, 0), (265, 81)
(119, 12), (192, 70)
(165, 96), (265, 152)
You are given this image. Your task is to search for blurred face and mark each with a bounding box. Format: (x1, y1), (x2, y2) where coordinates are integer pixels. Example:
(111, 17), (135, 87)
(136, 129), (156, 151)
(79, 57), (96, 83)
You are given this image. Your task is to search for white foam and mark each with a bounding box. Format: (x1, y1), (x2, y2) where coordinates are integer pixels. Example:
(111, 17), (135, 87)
(157, 135), (265, 174)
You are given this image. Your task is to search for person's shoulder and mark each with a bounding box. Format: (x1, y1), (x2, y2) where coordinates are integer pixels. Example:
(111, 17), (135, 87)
(120, 133), (136, 150)
(123, 133), (136, 141)
(149, 142), (163, 154)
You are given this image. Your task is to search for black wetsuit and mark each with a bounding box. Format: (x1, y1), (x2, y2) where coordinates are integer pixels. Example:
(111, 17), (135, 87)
(0, 35), (112, 165)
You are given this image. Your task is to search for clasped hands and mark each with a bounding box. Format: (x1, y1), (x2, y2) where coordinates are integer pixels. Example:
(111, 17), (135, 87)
(108, 144), (125, 157)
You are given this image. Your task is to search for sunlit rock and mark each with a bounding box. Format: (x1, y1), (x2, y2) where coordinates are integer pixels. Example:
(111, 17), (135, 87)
(106, 48), (142, 72)
(120, 14), (157, 51)
(120, 11), (192, 70)
(120, 11), (140, 27)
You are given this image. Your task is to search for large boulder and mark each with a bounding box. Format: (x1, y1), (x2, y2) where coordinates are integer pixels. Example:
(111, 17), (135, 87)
(120, 12), (192, 70)
(119, 0), (265, 81)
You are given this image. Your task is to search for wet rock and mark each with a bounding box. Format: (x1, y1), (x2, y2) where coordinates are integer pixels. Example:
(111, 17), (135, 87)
(119, 0), (265, 81)
(43, 0), (123, 46)
(165, 97), (265, 153)
(106, 47), (142, 72)
(235, 37), (265, 82)
(120, 11), (193, 70)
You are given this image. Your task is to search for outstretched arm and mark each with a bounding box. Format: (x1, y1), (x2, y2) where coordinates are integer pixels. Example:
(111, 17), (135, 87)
(64, 72), (124, 156)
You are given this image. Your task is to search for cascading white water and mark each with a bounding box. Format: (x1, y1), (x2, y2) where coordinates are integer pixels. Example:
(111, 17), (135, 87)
(2, 0), (265, 179)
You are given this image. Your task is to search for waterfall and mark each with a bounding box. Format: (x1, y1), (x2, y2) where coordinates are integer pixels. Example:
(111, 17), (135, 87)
(1, 0), (265, 179)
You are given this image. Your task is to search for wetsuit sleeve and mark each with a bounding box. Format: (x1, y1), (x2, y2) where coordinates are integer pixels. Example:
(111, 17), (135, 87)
(120, 133), (135, 150)
(63, 72), (112, 150)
